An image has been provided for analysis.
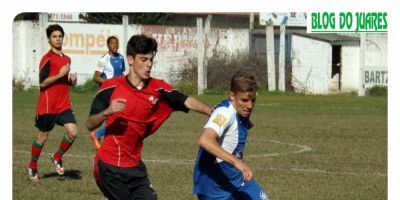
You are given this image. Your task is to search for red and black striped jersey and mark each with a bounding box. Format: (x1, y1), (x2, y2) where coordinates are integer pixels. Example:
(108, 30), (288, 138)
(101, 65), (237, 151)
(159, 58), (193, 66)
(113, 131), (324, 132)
(36, 50), (72, 115)
(90, 76), (188, 168)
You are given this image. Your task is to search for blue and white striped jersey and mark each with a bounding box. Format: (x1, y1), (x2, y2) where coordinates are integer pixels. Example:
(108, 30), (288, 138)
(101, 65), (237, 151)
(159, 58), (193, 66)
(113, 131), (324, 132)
(193, 98), (250, 197)
(96, 53), (125, 80)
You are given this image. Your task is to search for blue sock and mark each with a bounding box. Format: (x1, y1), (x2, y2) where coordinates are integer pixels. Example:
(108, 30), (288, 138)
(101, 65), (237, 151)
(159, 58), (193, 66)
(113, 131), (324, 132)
(95, 128), (106, 139)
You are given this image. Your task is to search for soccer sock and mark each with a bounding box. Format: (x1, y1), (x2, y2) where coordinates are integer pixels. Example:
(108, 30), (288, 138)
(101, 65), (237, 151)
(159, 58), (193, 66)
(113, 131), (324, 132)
(53, 135), (75, 161)
(29, 140), (43, 169)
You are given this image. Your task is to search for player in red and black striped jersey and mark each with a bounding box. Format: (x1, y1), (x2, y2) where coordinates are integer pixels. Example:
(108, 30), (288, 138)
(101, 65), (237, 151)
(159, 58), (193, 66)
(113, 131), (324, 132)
(86, 34), (212, 199)
(27, 24), (78, 182)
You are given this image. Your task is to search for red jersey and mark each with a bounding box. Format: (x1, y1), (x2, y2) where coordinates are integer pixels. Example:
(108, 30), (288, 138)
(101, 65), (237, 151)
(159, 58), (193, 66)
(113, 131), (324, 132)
(36, 50), (72, 115)
(89, 76), (188, 167)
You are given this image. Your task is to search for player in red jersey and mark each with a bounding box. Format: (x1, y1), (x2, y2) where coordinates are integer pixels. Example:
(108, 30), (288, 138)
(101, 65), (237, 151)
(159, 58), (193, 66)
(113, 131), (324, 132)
(86, 34), (212, 199)
(27, 24), (78, 182)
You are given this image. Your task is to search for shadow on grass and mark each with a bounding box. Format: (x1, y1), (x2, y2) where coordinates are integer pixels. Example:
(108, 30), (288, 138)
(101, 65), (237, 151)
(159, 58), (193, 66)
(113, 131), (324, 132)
(41, 169), (82, 180)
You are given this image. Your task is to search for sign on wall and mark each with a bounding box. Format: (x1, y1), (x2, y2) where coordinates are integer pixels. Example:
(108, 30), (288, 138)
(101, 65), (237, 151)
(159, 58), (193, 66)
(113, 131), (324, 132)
(259, 12), (307, 26)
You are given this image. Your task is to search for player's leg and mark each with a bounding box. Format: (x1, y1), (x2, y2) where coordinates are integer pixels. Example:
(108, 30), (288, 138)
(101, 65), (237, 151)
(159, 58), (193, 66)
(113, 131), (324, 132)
(233, 180), (269, 200)
(129, 177), (157, 200)
(127, 160), (157, 200)
(96, 159), (132, 199)
(51, 109), (77, 175)
(28, 114), (56, 181)
(90, 127), (105, 150)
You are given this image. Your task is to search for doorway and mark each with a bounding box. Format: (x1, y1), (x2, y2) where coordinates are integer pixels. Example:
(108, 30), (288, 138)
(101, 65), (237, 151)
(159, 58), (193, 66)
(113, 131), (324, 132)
(331, 45), (342, 90)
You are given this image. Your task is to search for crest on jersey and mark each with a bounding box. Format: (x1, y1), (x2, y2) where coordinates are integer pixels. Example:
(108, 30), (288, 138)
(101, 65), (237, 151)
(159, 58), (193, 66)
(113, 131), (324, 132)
(97, 61), (104, 68)
(212, 113), (227, 127)
(149, 96), (159, 105)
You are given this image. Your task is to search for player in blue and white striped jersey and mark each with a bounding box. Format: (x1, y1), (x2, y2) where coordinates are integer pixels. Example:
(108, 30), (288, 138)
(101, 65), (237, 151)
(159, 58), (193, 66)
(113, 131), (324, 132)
(193, 71), (269, 200)
(90, 36), (126, 150)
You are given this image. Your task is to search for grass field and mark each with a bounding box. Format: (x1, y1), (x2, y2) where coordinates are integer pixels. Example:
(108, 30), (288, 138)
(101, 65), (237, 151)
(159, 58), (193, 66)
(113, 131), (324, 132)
(12, 90), (387, 199)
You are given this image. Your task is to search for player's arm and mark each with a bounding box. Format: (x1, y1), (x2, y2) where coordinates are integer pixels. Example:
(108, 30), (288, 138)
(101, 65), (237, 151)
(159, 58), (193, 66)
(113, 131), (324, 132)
(197, 128), (253, 181)
(184, 96), (213, 116)
(86, 86), (125, 131)
(158, 89), (212, 116)
(39, 61), (70, 89)
(92, 71), (105, 84)
(68, 72), (77, 86)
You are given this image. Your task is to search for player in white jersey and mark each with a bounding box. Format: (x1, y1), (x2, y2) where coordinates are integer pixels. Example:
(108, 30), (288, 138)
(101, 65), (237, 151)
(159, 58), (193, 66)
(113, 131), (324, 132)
(90, 36), (126, 150)
(193, 71), (269, 200)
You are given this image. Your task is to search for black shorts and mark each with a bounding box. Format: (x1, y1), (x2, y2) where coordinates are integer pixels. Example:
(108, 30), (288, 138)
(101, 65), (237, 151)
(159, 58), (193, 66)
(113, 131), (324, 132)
(94, 158), (157, 200)
(35, 109), (76, 132)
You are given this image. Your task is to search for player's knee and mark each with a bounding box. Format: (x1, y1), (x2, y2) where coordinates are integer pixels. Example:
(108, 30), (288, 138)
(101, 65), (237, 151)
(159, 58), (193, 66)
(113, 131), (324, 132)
(67, 128), (78, 140)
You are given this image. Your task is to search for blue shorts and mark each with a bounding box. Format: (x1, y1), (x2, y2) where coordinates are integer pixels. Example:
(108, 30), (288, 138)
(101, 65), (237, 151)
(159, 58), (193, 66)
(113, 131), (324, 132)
(198, 180), (269, 200)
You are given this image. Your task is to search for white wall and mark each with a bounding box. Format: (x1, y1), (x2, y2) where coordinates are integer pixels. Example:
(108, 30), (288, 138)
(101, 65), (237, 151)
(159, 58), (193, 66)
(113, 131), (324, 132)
(364, 33), (388, 87)
(341, 42), (360, 92)
(12, 21), (249, 87)
(291, 35), (331, 94)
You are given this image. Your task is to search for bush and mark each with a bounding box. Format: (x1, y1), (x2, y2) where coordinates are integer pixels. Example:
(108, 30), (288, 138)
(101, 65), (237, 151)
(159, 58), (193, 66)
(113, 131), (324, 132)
(12, 78), (25, 91)
(175, 54), (272, 94)
(366, 85), (387, 97)
(71, 79), (99, 93)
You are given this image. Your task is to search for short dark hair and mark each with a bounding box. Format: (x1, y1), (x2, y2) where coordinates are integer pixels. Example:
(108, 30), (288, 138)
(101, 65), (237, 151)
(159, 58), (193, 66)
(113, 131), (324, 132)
(126, 34), (158, 57)
(107, 36), (119, 45)
(46, 24), (64, 38)
(230, 71), (258, 93)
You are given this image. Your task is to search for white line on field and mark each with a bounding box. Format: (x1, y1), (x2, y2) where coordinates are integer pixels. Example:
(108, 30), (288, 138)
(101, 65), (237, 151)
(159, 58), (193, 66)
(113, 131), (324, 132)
(13, 150), (385, 177)
(248, 139), (312, 158)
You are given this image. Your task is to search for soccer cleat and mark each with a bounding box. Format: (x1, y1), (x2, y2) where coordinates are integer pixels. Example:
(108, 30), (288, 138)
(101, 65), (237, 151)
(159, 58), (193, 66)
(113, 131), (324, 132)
(27, 166), (40, 182)
(50, 154), (65, 176)
(90, 131), (101, 150)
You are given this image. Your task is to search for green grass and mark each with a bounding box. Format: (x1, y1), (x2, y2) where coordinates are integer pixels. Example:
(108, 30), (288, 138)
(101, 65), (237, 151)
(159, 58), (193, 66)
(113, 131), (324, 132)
(13, 90), (387, 199)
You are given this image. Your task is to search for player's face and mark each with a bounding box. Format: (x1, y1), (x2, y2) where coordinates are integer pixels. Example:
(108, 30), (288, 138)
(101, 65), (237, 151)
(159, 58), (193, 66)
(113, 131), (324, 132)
(230, 91), (256, 118)
(128, 52), (154, 80)
(48, 31), (64, 50)
(108, 38), (119, 55)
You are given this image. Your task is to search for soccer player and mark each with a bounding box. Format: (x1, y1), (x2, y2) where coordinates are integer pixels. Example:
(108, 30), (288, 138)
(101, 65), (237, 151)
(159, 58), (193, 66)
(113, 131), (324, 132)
(193, 71), (270, 200)
(86, 34), (212, 199)
(90, 36), (126, 150)
(27, 24), (78, 182)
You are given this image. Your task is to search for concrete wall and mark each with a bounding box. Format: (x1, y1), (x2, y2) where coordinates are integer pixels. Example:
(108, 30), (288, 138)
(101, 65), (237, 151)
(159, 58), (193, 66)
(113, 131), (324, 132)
(364, 33), (388, 87)
(291, 35), (331, 94)
(341, 42), (360, 92)
(12, 21), (249, 87)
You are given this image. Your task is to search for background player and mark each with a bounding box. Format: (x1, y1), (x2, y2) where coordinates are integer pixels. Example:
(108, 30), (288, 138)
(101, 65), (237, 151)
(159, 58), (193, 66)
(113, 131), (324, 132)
(27, 24), (78, 182)
(90, 36), (126, 150)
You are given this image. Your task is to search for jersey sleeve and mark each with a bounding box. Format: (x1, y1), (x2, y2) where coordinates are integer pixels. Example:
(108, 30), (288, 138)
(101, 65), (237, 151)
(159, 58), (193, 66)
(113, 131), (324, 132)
(89, 86), (115, 116)
(95, 55), (107, 73)
(204, 107), (233, 137)
(39, 59), (51, 84)
(157, 80), (189, 112)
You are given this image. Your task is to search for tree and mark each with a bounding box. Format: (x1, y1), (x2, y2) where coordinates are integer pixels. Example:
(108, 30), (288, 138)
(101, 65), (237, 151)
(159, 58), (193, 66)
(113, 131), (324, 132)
(14, 13), (39, 21)
(79, 13), (173, 25)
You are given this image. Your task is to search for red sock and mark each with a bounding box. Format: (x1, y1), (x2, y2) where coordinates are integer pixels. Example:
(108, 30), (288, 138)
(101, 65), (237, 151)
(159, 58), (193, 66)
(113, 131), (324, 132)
(29, 140), (43, 169)
(53, 135), (74, 161)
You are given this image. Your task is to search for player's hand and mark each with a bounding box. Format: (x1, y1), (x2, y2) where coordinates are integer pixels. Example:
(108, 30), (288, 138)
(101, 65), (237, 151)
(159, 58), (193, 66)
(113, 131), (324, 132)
(69, 72), (77, 85)
(104, 98), (127, 117)
(236, 162), (253, 182)
(59, 63), (71, 77)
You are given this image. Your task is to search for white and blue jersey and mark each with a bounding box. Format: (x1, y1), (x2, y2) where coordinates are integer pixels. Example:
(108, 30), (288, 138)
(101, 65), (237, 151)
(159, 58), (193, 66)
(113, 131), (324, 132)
(193, 98), (269, 200)
(96, 53), (125, 80)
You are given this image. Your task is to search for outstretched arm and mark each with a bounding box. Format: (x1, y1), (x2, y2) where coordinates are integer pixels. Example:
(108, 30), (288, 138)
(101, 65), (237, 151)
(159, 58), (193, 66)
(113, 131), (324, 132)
(197, 128), (253, 181)
(184, 96), (213, 116)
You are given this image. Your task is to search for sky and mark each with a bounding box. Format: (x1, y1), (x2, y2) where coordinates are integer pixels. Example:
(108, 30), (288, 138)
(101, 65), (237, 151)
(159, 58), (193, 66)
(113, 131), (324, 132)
(3, 0), (399, 199)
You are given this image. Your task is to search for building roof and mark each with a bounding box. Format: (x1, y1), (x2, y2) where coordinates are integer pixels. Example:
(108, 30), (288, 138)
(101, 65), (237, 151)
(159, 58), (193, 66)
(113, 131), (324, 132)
(291, 29), (360, 43)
